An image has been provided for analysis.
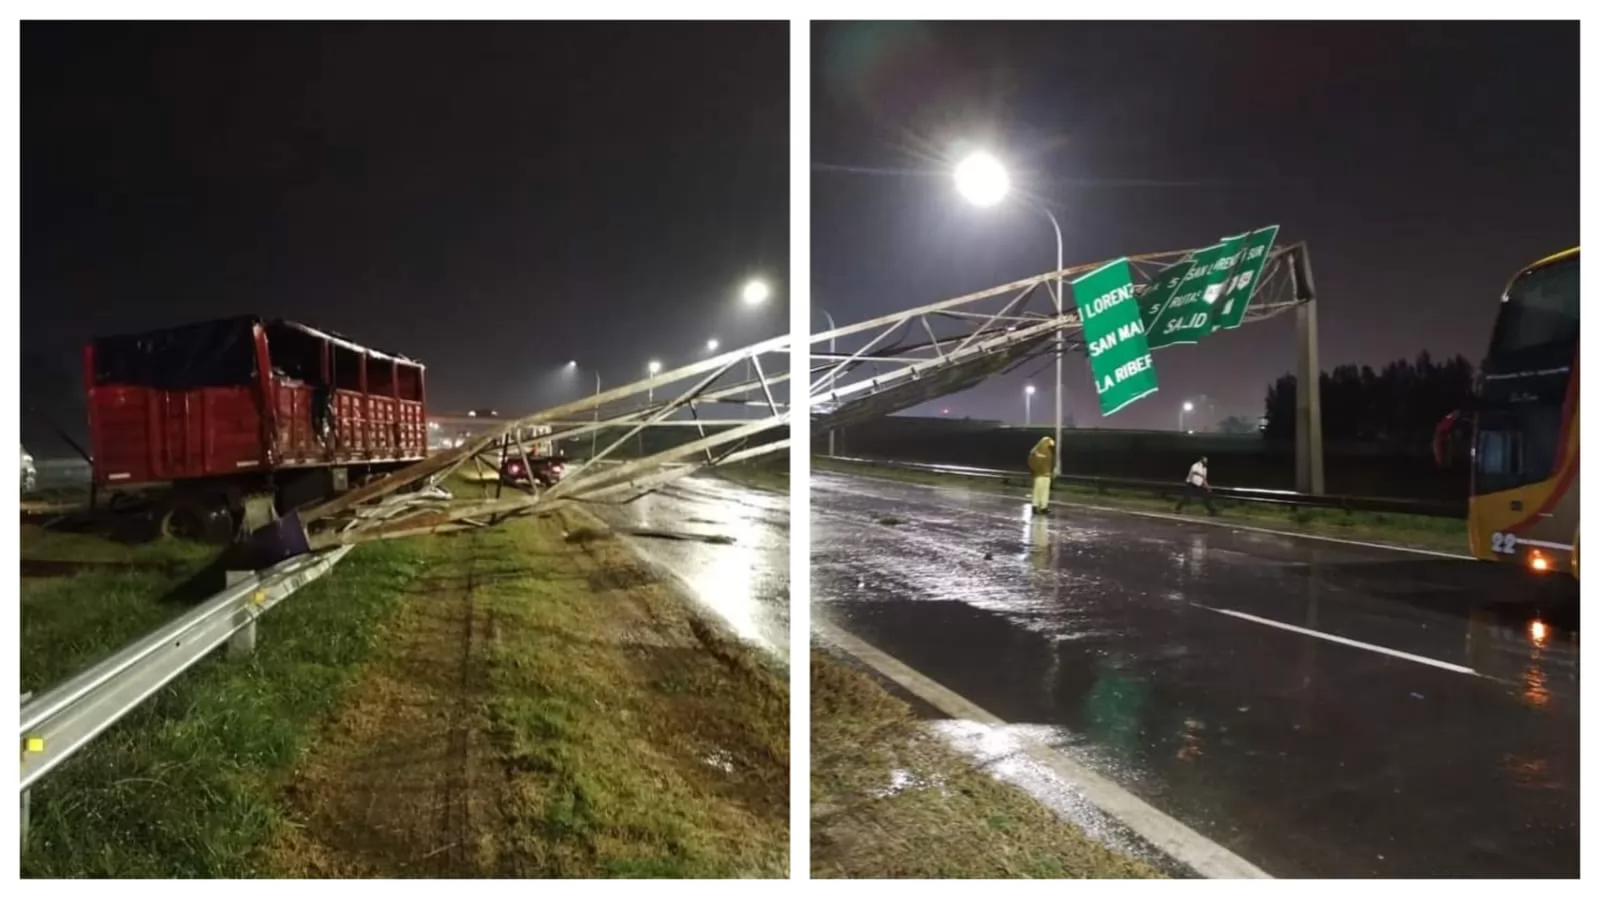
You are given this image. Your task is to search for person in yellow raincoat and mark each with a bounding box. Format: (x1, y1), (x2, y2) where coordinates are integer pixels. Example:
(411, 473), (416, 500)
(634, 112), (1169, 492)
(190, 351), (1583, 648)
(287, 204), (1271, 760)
(1028, 435), (1056, 514)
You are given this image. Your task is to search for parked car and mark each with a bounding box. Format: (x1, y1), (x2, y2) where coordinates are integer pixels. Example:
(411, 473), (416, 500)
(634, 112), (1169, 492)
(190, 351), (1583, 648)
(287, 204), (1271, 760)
(501, 455), (567, 489)
(21, 444), (37, 495)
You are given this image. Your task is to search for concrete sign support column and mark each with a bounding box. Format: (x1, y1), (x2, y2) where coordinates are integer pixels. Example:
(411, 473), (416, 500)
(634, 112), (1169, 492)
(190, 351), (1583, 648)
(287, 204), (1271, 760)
(1290, 243), (1325, 495)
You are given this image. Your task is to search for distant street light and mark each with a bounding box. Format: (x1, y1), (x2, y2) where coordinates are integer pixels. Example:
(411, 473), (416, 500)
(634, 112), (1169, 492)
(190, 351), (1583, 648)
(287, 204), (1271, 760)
(563, 361), (600, 461)
(642, 359), (665, 457)
(1179, 400), (1195, 433)
(954, 149), (1064, 475)
(706, 338), (719, 352)
(646, 359), (663, 403)
(741, 279), (771, 306)
(1024, 383), (1036, 427)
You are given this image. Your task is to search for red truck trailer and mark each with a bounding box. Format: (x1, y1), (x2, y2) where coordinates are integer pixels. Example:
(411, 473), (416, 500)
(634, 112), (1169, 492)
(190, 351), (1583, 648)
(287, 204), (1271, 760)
(85, 315), (427, 541)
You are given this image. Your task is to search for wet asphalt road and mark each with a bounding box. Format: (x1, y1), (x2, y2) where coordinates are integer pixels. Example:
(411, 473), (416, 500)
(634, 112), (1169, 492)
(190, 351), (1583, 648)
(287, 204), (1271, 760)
(812, 471), (1579, 878)
(595, 473), (789, 663)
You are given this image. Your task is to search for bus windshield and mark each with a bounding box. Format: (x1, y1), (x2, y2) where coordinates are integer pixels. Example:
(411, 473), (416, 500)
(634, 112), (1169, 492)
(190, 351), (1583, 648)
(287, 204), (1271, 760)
(1487, 254), (1579, 360)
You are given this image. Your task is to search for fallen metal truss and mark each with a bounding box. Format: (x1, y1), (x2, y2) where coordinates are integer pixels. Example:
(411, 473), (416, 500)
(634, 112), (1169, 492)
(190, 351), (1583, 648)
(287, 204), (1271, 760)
(258, 337), (793, 555)
(810, 242), (1308, 433)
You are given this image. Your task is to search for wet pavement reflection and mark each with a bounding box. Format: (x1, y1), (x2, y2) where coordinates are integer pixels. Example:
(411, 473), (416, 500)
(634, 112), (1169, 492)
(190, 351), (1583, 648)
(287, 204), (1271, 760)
(595, 474), (789, 662)
(812, 472), (1578, 877)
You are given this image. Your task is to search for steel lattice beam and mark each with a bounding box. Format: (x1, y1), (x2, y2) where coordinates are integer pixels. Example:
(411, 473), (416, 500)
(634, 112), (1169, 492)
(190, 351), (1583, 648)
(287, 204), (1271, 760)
(809, 243), (1304, 433)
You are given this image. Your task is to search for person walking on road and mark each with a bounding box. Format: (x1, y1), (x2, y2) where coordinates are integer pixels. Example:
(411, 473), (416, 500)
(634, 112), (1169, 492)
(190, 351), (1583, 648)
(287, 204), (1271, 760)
(1176, 455), (1218, 516)
(1028, 435), (1056, 515)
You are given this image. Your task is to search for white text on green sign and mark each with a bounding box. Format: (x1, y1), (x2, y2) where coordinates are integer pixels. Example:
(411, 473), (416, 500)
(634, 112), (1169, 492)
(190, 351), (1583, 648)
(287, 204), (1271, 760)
(1071, 258), (1159, 416)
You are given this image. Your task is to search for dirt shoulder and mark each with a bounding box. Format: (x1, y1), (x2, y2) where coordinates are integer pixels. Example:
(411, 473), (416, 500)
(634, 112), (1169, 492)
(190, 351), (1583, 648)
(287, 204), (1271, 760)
(811, 650), (1162, 879)
(270, 510), (789, 878)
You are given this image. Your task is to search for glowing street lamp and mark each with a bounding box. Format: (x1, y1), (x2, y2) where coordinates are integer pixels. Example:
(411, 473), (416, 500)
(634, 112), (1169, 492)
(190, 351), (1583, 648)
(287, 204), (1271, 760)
(1024, 383), (1036, 427)
(706, 338), (719, 352)
(563, 360), (601, 460)
(646, 358), (663, 404)
(1180, 400), (1195, 433)
(954, 149), (1065, 474)
(741, 279), (771, 306)
(954, 151), (1011, 208)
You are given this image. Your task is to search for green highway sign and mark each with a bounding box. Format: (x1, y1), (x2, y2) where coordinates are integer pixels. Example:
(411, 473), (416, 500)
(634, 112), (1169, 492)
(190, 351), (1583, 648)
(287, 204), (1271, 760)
(1147, 233), (1245, 348)
(1138, 258), (1194, 331)
(1071, 257), (1159, 416)
(1208, 225), (1280, 332)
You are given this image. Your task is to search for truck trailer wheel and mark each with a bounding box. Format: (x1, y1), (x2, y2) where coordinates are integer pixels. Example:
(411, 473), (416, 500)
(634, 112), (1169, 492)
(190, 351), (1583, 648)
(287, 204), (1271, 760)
(158, 497), (235, 544)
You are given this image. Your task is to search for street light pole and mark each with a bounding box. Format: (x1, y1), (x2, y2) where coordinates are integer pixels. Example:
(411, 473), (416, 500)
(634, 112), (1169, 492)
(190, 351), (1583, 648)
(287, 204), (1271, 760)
(1180, 400), (1194, 433)
(1025, 384), (1035, 427)
(566, 361), (602, 462)
(821, 308), (837, 457)
(1041, 206), (1064, 475)
(590, 371), (600, 461)
(644, 360), (662, 457)
(740, 279), (772, 421)
(953, 151), (1064, 475)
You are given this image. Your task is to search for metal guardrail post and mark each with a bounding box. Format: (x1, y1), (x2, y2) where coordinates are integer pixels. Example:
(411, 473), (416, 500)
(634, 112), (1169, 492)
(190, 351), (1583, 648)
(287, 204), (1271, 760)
(21, 691), (31, 854)
(19, 547), (351, 797)
(225, 571), (258, 658)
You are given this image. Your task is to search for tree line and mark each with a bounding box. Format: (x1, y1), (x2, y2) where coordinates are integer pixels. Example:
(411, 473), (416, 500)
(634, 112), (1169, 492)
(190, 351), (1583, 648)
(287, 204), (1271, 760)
(1263, 351), (1475, 451)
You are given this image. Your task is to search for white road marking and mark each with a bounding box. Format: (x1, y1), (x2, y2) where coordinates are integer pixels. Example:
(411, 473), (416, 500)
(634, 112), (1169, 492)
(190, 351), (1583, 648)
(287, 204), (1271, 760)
(1195, 604), (1480, 676)
(815, 620), (1273, 879)
(818, 469), (1478, 561)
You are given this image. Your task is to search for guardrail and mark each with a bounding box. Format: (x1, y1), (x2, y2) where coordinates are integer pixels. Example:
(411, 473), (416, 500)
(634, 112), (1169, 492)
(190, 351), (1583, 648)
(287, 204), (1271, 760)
(18, 546), (351, 847)
(819, 455), (1466, 519)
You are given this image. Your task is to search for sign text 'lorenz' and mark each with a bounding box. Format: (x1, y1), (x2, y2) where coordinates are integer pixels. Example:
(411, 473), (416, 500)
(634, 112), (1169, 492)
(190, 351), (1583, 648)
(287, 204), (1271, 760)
(1071, 258), (1159, 415)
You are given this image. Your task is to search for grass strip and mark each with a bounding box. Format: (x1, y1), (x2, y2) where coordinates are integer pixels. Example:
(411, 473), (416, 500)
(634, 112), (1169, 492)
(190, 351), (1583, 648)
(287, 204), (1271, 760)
(21, 538), (430, 877)
(268, 512), (789, 877)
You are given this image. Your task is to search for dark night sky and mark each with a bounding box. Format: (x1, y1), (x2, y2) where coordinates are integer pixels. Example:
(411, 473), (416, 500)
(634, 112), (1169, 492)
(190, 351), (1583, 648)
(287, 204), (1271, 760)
(22, 21), (788, 448)
(812, 21), (1578, 431)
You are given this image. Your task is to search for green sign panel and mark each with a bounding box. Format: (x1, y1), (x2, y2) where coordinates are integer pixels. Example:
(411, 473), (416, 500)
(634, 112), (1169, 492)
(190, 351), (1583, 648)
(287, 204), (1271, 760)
(1208, 224), (1280, 332)
(1147, 233), (1245, 348)
(1137, 258), (1194, 331)
(1071, 257), (1159, 416)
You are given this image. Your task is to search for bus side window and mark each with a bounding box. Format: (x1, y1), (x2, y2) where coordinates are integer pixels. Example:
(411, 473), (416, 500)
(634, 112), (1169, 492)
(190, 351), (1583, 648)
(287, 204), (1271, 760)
(1477, 430), (1523, 476)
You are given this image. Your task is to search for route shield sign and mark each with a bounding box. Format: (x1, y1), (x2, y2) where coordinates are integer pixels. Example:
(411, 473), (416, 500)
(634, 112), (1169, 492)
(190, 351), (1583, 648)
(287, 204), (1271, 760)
(1147, 233), (1245, 348)
(1137, 258), (1194, 331)
(1071, 257), (1159, 416)
(1208, 224), (1280, 332)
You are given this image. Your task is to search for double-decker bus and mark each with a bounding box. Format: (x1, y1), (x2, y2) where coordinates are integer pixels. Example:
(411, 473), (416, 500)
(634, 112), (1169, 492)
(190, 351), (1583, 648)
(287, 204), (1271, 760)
(1465, 247), (1579, 577)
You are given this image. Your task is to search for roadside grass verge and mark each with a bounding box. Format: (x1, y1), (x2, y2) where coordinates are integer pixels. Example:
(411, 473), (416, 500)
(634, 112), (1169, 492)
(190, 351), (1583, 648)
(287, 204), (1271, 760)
(815, 457), (1467, 553)
(477, 514), (789, 876)
(21, 537), (430, 878)
(23, 468), (788, 878)
(20, 524), (219, 694)
(811, 650), (1162, 879)
(268, 510), (789, 878)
